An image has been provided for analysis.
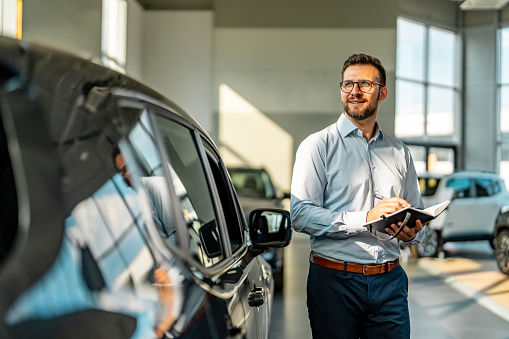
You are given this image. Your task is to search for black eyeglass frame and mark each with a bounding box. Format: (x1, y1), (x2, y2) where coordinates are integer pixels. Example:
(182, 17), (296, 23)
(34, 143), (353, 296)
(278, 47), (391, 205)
(339, 80), (385, 93)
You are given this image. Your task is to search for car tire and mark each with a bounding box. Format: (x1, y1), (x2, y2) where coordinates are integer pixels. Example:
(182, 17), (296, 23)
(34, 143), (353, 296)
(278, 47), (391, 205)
(410, 227), (442, 258)
(495, 229), (509, 275)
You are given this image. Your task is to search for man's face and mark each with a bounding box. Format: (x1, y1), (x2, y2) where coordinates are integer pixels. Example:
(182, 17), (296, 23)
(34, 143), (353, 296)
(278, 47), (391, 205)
(341, 64), (386, 122)
(114, 153), (132, 187)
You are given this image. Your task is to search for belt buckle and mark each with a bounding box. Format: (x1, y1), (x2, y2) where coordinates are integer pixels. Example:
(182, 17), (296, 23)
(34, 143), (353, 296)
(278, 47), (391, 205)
(362, 265), (367, 275)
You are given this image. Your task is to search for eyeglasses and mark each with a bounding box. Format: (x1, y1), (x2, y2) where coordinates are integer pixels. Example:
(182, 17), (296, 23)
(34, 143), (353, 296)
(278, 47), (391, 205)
(340, 80), (384, 93)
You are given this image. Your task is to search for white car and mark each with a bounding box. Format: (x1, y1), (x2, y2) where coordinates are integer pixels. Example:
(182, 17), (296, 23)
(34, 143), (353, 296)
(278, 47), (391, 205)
(412, 171), (509, 257)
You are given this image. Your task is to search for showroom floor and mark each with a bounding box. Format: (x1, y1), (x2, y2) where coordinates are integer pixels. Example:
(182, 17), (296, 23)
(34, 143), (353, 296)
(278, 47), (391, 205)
(269, 232), (509, 339)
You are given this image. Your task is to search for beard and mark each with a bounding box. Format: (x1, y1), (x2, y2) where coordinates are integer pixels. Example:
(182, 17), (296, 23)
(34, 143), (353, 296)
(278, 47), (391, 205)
(343, 91), (380, 121)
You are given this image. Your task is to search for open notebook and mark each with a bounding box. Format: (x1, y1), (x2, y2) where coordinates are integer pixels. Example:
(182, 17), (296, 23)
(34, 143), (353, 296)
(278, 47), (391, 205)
(363, 200), (450, 234)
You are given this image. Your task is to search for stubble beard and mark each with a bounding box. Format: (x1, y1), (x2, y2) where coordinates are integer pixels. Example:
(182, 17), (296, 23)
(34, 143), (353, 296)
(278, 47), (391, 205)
(343, 91), (380, 122)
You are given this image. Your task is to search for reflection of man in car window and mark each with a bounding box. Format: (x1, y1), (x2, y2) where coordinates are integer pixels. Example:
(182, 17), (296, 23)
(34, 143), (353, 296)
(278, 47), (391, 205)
(112, 146), (177, 243)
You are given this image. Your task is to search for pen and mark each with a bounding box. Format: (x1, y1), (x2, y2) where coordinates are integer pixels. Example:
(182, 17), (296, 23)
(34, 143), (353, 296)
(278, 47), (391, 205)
(372, 192), (386, 200)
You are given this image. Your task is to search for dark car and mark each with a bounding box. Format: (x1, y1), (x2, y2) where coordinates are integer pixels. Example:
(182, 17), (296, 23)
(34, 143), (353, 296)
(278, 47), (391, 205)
(227, 167), (289, 292)
(0, 37), (291, 339)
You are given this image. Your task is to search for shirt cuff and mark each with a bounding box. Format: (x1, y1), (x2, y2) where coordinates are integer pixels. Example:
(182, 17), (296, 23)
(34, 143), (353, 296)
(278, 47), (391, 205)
(333, 211), (369, 234)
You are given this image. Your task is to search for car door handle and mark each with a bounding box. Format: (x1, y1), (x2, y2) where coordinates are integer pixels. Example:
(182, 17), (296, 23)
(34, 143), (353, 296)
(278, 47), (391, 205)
(247, 286), (265, 307)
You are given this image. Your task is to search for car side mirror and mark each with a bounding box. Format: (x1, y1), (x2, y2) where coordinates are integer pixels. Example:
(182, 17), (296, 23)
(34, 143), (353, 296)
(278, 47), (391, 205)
(249, 209), (292, 250)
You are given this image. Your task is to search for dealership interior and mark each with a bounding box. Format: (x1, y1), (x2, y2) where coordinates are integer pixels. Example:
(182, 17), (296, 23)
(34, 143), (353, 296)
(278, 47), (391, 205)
(4, 0), (509, 337)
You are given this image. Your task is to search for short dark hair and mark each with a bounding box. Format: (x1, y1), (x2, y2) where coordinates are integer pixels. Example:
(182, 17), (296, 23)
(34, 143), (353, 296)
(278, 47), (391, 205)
(341, 53), (386, 86)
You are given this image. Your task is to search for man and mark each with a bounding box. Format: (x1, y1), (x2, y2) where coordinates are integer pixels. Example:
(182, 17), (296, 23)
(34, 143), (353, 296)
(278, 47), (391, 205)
(290, 53), (425, 339)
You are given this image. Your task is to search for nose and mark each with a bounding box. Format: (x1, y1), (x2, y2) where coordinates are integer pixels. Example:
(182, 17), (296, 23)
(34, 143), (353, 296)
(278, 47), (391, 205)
(350, 82), (362, 95)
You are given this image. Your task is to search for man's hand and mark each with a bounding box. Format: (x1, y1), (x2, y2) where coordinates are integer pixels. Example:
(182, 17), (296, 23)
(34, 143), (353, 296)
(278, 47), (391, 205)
(366, 197), (424, 241)
(366, 197), (410, 222)
(385, 219), (424, 242)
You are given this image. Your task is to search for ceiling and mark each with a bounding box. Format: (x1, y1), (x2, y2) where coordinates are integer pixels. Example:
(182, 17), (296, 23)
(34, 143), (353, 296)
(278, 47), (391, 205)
(136, 0), (213, 10)
(136, 0), (508, 11)
(458, 0), (509, 10)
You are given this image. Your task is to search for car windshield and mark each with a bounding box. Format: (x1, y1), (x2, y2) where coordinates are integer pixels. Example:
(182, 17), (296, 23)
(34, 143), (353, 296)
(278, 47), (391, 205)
(229, 169), (275, 199)
(419, 177), (441, 197)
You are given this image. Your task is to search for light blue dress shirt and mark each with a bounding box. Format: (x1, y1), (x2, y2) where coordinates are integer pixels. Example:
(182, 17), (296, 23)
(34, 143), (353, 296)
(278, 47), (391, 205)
(290, 114), (424, 264)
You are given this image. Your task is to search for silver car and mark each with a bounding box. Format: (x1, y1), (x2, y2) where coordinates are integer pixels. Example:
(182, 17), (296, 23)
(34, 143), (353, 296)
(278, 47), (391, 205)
(412, 170), (509, 258)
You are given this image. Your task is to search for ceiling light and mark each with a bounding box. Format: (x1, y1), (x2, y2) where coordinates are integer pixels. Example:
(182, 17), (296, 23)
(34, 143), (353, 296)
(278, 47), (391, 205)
(459, 0), (509, 10)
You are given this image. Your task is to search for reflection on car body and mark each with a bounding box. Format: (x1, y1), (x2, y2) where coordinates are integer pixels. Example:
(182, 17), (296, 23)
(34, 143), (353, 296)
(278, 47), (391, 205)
(0, 37), (291, 339)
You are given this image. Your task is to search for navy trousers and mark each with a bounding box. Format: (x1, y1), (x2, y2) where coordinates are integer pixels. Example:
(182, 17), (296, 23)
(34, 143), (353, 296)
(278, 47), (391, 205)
(307, 261), (410, 339)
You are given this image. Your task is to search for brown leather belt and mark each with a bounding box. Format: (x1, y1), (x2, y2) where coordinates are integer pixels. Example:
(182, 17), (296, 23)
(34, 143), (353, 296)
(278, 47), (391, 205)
(310, 253), (399, 275)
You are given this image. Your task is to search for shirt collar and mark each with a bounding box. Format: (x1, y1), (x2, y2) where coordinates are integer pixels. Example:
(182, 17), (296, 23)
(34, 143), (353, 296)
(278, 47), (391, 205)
(337, 113), (384, 141)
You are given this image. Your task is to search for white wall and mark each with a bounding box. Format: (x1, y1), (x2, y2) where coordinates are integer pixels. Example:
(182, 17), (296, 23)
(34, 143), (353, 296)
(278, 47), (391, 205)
(139, 10), (213, 133)
(215, 28), (396, 191)
(22, 0), (102, 59)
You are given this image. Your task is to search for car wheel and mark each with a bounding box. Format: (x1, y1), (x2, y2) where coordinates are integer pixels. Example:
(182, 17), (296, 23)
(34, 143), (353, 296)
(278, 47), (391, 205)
(496, 229), (509, 275)
(410, 227), (442, 258)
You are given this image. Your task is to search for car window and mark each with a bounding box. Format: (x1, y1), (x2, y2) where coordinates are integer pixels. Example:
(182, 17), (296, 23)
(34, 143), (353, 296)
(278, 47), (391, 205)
(260, 170), (276, 198)
(474, 178), (493, 197)
(230, 170), (266, 198)
(0, 117), (17, 266)
(203, 146), (243, 253)
(120, 109), (180, 247)
(152, 114), (225, 267)
(493, 180), (502, 195)
(229, 169), (276, 199)
(418, 177), (441, 197)
(446, 177), (471, 198)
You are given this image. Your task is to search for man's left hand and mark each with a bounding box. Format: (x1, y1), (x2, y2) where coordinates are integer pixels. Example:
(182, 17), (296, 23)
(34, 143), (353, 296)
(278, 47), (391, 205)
(385, 219), (425, 242)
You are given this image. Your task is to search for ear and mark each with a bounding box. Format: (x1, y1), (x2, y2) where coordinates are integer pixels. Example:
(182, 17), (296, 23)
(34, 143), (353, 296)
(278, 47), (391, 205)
(377, 85), (388, 103)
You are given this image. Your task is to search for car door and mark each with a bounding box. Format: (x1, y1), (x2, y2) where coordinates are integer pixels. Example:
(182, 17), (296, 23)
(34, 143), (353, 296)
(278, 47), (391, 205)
(146, 106), (259, 338)
(201, 142), (269, 338)
(441, 176), (476, 239)
(109, 99), (246, 338)
(471, 178), (501, 237)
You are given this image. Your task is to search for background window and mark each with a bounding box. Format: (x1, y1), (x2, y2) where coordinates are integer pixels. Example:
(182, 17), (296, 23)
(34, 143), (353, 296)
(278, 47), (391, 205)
(101, 0), (126, 72)
(396, 18), (458, 140)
